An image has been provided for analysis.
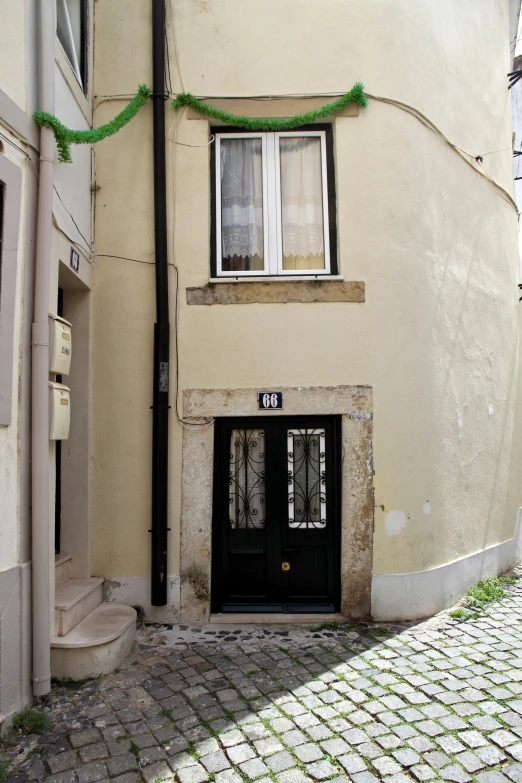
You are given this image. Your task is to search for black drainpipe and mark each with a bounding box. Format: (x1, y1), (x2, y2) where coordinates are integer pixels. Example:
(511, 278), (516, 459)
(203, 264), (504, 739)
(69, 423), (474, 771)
(151, 0), (169, 606)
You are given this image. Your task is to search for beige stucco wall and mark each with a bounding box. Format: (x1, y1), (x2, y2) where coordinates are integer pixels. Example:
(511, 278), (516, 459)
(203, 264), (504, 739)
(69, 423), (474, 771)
(0, 0), (26, 110)
(0, 139), (26, 572)
(92, 0), (522, 612)
(0, 135), (32, 725)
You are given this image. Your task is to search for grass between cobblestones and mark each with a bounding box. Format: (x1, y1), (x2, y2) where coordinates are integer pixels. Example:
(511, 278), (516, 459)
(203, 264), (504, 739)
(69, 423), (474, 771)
(449, 576), (517, 620)
(2, 568), (522, 783)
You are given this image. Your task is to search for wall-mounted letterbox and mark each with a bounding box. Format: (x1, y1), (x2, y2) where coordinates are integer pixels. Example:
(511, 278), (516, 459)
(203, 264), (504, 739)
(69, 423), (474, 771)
(49, 314), (72, 375)
(49, 382), (71, 440)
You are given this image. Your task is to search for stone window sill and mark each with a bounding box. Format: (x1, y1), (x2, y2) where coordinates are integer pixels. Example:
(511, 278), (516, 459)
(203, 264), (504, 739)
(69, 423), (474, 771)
(186, 279), (365, 305)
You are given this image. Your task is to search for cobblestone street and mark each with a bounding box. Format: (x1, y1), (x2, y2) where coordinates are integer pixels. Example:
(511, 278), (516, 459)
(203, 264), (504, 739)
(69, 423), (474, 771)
(4, 575), (522, 783)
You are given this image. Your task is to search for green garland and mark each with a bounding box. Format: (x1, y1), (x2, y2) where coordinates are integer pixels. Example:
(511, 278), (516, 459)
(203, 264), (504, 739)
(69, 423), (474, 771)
(171, 82), (367, 130)
(33, 85), (151, 163)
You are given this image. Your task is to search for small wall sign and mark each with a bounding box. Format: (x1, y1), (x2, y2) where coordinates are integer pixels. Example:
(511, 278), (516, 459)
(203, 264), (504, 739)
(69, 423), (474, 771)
(258, 391), (283, 410)
(70, 247), (80, 273)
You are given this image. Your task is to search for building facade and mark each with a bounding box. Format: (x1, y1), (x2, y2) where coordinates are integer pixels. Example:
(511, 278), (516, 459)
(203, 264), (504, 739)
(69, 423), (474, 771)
(92, 0), (522, 623)
(1, 0), (522, 722)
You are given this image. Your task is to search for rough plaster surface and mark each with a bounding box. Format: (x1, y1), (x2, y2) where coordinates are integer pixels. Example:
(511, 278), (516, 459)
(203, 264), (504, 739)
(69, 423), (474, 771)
(180, 385), (373, 623)
(103, 575), (181, 622)
(372, 508), (522, 621)
(186, 280), (365, 305)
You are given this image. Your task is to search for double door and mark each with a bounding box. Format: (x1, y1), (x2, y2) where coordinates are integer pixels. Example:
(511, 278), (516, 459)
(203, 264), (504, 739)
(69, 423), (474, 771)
(211, 416), (341, 613)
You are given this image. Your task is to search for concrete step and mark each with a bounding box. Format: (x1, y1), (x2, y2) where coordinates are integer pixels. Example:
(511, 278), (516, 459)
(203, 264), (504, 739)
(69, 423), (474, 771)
(55, 578), (104, 637)
(51, 603), (137, 680)
(55, 552), (72, 588)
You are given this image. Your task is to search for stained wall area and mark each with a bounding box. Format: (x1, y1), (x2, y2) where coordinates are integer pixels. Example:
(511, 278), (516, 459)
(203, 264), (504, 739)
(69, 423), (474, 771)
(92, 0), (522, 620)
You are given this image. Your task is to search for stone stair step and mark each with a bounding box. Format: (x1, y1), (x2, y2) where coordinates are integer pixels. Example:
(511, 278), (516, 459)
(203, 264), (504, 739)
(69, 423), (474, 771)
(55, 552), (72, 588)
(55, 577), (104, 637)
(51, 603), (137, 680)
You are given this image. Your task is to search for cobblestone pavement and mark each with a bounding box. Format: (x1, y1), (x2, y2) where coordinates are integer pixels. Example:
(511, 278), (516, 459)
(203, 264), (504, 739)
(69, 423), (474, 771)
(4, 576), (522, 783)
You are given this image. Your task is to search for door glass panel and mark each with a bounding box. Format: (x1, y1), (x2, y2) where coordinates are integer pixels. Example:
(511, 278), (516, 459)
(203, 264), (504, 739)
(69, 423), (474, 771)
(229, 429), (266, 529)
(287, 429), (326, 528)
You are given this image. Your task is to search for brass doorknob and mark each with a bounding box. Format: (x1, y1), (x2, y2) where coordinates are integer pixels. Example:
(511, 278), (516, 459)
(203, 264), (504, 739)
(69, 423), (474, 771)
(282, 562), (290, 571)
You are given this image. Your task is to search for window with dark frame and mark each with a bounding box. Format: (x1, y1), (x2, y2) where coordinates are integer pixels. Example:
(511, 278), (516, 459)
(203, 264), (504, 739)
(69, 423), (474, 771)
(211, 124), (338, 278)
(57, 0), (88, 93)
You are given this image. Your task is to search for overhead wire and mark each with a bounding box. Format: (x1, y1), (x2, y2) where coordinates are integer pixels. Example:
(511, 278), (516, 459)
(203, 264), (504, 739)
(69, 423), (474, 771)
(167, 0), (185, 92)
(53, 185), (93, 252)
(364, 92), (519, 214)
(0, 130), (40, 178)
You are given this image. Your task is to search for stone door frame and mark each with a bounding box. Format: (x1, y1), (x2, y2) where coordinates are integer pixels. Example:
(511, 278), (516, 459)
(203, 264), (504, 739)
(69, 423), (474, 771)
(180, 385), (374, 622)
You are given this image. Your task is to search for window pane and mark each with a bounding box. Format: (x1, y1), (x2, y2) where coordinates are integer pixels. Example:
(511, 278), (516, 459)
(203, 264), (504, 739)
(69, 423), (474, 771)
(220, 139), (264, 272)
(280, 137), (325, 270)
(229, 429), (266, 529)
(57, 0), (84, 87)
(66, 0), (83, 67)
(288, 429), (326, 528)
(57, 0), (77, 72)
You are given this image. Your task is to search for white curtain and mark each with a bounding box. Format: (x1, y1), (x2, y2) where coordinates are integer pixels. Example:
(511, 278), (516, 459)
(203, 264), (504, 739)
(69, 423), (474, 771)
(220, 139), (264, 270)
(280, 137), (325, 270)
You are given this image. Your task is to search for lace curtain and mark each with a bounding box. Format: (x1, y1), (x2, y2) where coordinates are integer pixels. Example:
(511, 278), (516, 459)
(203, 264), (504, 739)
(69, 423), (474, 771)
(280, 137), (325, 270)
(220, 139), (264, 271)
(220, 135), (325, 272)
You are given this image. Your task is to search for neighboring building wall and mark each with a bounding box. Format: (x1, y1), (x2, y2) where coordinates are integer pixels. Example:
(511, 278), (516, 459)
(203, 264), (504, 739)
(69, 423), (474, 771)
(93, 0), (522, 622)
(0, 0), (95, 723)
(0, 0), (33, 728)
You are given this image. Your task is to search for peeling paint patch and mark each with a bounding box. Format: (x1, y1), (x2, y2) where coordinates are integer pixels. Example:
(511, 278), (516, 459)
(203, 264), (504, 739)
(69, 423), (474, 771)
(488, 404), (494, 416)
(457, 411), (463, 428)
(423, 500), (431, 515)
(385, 510), (406, 536)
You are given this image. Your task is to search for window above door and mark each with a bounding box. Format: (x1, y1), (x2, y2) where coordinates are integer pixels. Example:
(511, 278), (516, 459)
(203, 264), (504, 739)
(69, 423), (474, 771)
(212, 126), (337, 278)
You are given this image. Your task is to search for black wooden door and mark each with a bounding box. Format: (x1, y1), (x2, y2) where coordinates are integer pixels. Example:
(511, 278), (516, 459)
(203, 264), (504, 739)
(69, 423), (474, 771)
(211, 416), (341, 613)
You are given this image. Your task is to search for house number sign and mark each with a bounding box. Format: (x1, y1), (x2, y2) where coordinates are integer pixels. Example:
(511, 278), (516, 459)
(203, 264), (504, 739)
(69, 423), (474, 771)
(258, 391), (283, 410)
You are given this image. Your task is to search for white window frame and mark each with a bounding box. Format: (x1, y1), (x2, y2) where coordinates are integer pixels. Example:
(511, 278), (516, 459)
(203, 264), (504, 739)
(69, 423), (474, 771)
(215, 130), (331, 278)
(215, 133), (269, 278)
(274, 131), (331, 276)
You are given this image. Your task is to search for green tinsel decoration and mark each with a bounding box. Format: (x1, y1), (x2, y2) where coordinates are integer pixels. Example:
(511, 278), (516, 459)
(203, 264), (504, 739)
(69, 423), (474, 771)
(171, 83), (367, 130)
(33, 84), (152, 163)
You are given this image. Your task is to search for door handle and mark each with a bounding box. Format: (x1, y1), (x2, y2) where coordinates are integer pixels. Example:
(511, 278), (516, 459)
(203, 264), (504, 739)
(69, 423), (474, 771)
(283, 547), (298, 553)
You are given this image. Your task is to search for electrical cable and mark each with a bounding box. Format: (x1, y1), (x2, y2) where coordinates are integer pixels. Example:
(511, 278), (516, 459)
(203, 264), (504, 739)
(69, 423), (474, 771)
(52, 215), (92, 258)
(96, 253), (175, 267)
(0, 125), (39, 155)
(53, 185), (92, 251)
(365, 92), (519, 214)
(167, 98), (214, 430)
(164, 5), (173, 96)
(0, 131), (40, 177)
(167, 0), (185, 92)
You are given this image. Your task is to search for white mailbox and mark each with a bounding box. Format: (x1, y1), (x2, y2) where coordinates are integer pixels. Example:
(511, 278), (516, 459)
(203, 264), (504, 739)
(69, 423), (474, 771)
(49, 314), (72, 375)
(49, 382), (71, 440)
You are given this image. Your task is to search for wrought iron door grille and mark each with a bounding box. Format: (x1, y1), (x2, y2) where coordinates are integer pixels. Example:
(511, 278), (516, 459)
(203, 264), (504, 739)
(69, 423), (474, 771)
(287, 429), (326, 528)
(229, 429), (266, 529)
